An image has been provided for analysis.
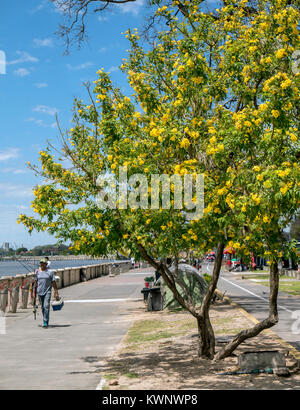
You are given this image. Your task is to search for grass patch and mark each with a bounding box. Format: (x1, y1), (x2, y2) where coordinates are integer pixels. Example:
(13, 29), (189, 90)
(211, 316), (237, 326)
(103, 373), (117, 381)
(211, 316), (245, 335)
(132, 330), (177, 343)
(243, 275), (270, 280)
(122, 317), (197, 352)
(125, 318), (197, 345)
(255, 280), (300, 296)
(215, 327), (246, 335)
(126, 320), (177, 344)
(278, 282), (300, 296)
(124, 372), (139, 378)
(243, 274), (297, 281)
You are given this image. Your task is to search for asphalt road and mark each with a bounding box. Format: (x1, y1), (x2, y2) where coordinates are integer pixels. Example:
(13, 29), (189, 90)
(203, 263), (300, 352)
(0, 267), (150, 390)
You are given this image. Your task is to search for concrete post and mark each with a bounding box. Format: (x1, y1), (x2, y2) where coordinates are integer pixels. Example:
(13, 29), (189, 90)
(94, 264), (100, 277)
(74, 268), (80, 283)
(63, 268), (71, 287)
(9, 276), (23, 313)
(101, 264), (106, 276)
(55, 269), (64, 289)
(123, 262), (130, 273)
(69, 267), (77, 285)
(0, 277), (10, 314)
(86, 266), (92, 280)
(20, 274), (34, 309)
(94, 264), (99, 277)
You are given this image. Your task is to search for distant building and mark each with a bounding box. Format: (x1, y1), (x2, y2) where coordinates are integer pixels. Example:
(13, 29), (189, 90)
(2, 242), (9, 251)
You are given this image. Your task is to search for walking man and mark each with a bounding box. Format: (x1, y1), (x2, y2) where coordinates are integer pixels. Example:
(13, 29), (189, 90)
(33, 258), (60, 328)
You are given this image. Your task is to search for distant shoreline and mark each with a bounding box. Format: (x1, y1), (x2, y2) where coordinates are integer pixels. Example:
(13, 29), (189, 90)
(0, 258), (127, 277)
(0, 255), (120, 262)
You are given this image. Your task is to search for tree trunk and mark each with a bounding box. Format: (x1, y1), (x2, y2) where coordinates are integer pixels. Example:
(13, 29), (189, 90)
(196, 313), (215, 359)
(214, 261), (279, 361)
(196, 242), (225, 358)
(137, 241), (226, 359)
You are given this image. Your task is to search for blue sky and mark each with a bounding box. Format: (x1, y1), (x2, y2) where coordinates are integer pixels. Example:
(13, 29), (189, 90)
(0, 0), (148, 249)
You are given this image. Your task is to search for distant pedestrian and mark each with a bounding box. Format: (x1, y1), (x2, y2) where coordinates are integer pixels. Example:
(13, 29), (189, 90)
(131, 257), (135, 269)
(33, 258), (60, 328)
(45, 256), (51, 268)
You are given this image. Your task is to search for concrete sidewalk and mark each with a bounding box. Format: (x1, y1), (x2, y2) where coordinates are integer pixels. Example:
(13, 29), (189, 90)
(0, 267), (154, 390)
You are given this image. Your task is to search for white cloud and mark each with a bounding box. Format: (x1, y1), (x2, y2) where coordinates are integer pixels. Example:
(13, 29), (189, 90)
(99, 46), (108, 53)
(32, 105), (59, 116)
(120, 0), (145, 16)
(66, 62), (94, 70)
(108, 66), (119, 73)
(7, 51), (38, 65)
(34, 82), (48, 88)
(33, 38), (53, 47)
(14, 68), (31, 77)
(0, 183), (33, 198)
(13, 169), (27, 175)
(26, 117), (56, 128)
(0, 167), (27, 175)
(29, 0), (48, 14)
(0, 148), (20, 162)
(98, 15), (109, 22)
(53, 2), (70, 14)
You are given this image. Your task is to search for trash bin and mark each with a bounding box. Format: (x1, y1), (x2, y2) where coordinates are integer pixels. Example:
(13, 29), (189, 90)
(141, 287), (151, 303)
(147, 287), (164, 311)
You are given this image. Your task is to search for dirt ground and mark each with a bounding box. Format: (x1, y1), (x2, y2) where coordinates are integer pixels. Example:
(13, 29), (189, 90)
(100, 298), (300, 390)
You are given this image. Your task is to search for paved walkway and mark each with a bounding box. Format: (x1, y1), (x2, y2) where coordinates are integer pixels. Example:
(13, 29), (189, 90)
(1, 263), (298, 390)
(0, 267), (153, 390)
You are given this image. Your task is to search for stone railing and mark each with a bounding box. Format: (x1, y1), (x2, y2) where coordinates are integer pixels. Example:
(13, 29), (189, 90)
(0, 260), (149, 314)
(281, 268), (300, 280)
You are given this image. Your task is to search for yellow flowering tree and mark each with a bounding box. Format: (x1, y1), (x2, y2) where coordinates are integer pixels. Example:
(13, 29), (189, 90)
(19, 0), (300, 360)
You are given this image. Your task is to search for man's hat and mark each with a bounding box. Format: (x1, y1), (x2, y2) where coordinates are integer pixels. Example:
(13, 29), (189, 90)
(40, 258), (48, 264)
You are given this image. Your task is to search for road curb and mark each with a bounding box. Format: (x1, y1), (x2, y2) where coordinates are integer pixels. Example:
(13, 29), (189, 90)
(215, 289), (300, 361)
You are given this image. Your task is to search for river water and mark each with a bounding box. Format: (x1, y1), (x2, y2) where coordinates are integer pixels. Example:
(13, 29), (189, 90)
(0, 259), (116, 278)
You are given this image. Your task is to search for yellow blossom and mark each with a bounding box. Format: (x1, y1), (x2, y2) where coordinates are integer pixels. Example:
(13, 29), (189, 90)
(180, 138), (190, 149)
(271, 110), (280, 118)
(275, 48), (287, 59)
